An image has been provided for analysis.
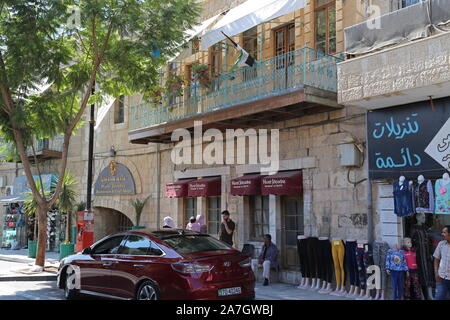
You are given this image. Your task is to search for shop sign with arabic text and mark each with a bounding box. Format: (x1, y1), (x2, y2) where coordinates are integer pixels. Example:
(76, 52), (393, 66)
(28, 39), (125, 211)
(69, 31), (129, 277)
(367, 97), (450, 179)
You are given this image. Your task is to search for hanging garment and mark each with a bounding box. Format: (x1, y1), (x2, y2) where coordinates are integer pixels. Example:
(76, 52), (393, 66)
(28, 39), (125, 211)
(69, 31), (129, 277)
(412, 180), (434, 213)
(297, 237), (311, 278)
(373, 241), (390, 290)
(331, 240), (346, 287)
(386, 249), (409, 272)
(393, 181), (415, 217)
(404, 270), (423, 300)
(403, 249), (418, 270)
(306, 237), (320, 280)
(412, 228), (435, 289)
(345, 241), (360, 287)
(356, 243), (374, 290)
(317, 239), (333, 283)
(391, 270), (406, 300)
(435, 179), (450, 214)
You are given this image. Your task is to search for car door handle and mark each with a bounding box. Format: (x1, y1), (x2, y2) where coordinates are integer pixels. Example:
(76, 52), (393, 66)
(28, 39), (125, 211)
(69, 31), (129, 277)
(133, 264), (145, 269)
(103, 262), (114, 267)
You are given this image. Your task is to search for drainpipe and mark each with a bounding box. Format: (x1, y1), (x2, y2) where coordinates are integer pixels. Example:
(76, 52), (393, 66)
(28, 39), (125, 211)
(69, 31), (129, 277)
(156, 143), (161, 230)
(366, 111), (374, 243)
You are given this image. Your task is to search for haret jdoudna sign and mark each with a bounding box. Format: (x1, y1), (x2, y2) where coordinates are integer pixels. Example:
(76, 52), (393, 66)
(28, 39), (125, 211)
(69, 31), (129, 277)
(94, 161), (136, 196)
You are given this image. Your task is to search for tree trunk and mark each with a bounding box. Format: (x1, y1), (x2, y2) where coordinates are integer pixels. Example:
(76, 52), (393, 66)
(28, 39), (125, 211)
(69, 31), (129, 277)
(35, 205), (48, 267)
(65, 211), (70, 243)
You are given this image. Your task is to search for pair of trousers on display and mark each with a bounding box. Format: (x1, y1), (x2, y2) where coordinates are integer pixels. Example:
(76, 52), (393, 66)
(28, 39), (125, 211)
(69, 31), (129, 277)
(373, 241), (390, 290)
(345, 241), (360, 287)
(297, 238), (310, 278)
(317, 239), (333, 283)
(356, 244), (373, 290)
(391, 271), (405, 300)
(331, 240), (345, 287)
(306, 237), (320, 280)
(404, 270), (423, 300)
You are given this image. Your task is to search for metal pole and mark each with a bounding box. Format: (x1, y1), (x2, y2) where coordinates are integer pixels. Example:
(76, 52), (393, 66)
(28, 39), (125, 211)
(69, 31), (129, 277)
(86, 85), (95, 211)
(156, 143), (161, 230)
(366, 111), (374, 243)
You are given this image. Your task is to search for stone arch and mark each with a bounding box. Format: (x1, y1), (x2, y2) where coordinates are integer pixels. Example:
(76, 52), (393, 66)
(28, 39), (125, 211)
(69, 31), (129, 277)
(93, 197), (134, 223)
(94, 156), (143, 195)
(92, 205), (134, 241)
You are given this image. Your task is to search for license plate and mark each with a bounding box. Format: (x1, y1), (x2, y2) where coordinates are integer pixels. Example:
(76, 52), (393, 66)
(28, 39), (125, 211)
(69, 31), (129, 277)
(218, 286), (241, 297)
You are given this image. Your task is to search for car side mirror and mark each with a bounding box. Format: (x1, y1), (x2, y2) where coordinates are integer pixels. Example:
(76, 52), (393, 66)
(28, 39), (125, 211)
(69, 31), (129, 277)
(82, 247), (92, 255)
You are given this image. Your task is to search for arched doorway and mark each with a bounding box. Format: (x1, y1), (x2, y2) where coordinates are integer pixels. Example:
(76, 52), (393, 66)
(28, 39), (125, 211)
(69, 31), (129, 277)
(93, 207), (134, 241)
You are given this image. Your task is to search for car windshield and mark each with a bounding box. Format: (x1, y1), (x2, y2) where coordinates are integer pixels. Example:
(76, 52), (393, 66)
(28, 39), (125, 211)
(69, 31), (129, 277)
(162, 235), (232, 254)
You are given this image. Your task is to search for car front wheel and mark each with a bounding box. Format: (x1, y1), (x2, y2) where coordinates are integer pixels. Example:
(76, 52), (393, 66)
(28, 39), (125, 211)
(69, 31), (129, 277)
(136, 281), (159, 300)
(64, 266), (78, 300)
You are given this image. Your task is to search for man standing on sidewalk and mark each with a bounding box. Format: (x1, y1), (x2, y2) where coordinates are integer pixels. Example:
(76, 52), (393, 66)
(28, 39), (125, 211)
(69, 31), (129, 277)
(219, 210), (235, 246)
(433, 225), (450, 300)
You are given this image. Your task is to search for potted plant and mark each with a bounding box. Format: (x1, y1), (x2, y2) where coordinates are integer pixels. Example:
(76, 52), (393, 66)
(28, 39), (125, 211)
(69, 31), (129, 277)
(192, 63), (212, 89)
(165, 73), (184, 97)
(55, 172), (78, 260)
(130, 196), (150, 229)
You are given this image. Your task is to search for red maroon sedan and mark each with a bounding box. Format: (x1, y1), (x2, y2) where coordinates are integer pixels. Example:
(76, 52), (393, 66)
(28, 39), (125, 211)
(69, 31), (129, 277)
(57, 229), (255, 300)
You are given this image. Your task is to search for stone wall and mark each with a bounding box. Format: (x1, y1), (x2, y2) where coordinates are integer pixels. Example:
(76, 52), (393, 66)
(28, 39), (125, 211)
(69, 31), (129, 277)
(338, 32), (450, 106)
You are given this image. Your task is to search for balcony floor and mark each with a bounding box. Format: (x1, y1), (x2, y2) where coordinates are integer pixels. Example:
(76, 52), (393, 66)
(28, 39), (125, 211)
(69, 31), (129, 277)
(129, 86), (341, 144)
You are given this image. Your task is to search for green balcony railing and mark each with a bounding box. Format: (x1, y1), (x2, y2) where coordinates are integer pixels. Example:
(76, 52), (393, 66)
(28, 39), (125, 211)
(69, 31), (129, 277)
(129, 47), (343, 131)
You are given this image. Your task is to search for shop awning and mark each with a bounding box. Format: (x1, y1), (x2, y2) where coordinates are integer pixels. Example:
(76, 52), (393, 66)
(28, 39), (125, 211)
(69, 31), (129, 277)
(188, 177), (221, 197)
(261, 171), (303, 195)
(165, 179), (196, 198)
(200, 0), (306, 50)
(230, 174), (265, 196)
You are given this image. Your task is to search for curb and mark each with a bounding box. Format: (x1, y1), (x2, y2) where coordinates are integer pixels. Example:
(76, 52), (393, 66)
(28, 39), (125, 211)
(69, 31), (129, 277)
(0, 274), (57, 282)
(0, 255), (60, 265)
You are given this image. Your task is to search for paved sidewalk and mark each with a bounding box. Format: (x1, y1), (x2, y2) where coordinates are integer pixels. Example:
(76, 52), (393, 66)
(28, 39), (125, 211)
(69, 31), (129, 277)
(0, 249), (60, 281)
(255, 282), (355, 300)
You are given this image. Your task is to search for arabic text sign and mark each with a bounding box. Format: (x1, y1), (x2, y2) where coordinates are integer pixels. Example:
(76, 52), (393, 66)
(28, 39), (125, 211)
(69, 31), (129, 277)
(94, 162), (136, 196)
(368, 98), (450, 179)
(425, 116), (450, 171)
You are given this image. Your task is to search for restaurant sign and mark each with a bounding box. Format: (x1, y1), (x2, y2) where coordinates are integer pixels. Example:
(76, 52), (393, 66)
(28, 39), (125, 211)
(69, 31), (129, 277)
(94, 161), (136, 196)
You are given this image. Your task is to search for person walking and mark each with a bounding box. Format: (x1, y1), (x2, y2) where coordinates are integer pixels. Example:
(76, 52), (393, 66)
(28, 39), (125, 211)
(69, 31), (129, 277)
(196, 214), (207, 233)
(186, 216), (200, 232)
(162, 216), (175, 229)
(219, 210), (235, 246)
(433, 225), (450, 300)
(251, 234), (279, 286)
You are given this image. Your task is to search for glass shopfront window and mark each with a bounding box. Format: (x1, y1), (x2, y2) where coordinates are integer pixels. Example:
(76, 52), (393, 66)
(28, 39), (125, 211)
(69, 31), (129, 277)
(184, 197), (197, 228)
(207, 196), (221, 236)
(249, 195), (269, 240)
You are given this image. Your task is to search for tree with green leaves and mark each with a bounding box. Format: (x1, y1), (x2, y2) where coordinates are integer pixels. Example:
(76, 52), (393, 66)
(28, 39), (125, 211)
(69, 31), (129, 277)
(130, 196), (150, 227)
(0, 0), (200, 268)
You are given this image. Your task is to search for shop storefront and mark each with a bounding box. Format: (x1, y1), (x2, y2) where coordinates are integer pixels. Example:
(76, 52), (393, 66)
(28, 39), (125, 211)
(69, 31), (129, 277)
(0, 174), (66, 252)
(368, 96), (450, 299)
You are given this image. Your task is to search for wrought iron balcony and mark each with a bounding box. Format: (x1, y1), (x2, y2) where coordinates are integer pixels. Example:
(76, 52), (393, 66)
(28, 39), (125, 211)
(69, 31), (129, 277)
(129, 47), (343, 132)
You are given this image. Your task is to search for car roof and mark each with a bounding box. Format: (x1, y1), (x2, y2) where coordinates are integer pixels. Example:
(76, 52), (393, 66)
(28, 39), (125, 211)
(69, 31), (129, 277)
(127, 228), (206, 239)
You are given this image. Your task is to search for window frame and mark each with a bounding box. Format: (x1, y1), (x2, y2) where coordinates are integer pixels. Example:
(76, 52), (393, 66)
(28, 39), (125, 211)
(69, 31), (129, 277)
(207, 196), (221, 237)
(314, 0), (336, 55)
(249, 195), (270, 241)
(118, 235), (166, 257)
(184, 197), (197, 228)
(113, 95), (125, 124)
(91, 235), (126, 255)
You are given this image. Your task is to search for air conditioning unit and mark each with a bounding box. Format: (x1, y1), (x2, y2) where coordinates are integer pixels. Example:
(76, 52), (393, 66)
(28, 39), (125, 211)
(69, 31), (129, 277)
(0, 176), (6, 187)
(5, 186), (13, 196)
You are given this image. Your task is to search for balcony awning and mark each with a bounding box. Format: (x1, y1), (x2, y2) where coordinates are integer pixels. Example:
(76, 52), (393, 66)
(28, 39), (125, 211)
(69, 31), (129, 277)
(261, 171), (303, 195)
(230, 174), (266, 196)
(169, 13), (224, 62)
(200, 0), (306, 50)
(188, 177), (221, 197)
(165, 179), (196, 198)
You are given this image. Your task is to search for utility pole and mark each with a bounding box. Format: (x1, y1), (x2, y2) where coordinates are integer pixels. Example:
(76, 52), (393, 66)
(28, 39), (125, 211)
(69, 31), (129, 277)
(86, 85), (95, 211)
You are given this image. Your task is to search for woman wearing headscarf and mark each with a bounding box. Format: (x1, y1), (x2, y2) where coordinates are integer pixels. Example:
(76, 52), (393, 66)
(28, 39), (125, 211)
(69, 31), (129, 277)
(162, 216), (175, 228)
(196, 214), (207, 234)
(186, 216), (201, 232)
